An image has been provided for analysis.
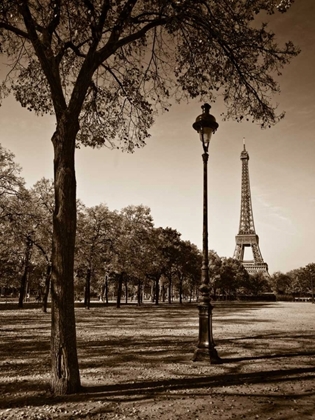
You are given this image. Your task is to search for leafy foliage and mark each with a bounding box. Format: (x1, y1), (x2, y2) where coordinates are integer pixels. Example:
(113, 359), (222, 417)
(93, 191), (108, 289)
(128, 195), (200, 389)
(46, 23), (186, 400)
(0, 0), (299, 152)
(0, 143), (25, 219)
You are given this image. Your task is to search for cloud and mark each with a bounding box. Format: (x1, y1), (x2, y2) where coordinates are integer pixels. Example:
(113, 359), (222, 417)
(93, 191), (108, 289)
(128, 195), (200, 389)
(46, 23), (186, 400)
(253, 191), (297, 236)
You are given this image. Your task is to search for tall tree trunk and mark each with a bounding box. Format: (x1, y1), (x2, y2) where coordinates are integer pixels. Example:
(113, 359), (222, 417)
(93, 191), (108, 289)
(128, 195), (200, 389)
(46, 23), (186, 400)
(101, 275), (109, 304)
(18, 263), (28, 308)
(105, 275), (108, 304)
(179, 275), (183, 304)
(18, 236), (32, 308)
(50, 121), (80, 395)
(151, 281), (155, 302)
(155, 277), (159, 305)
(42, 262), (52, 313)
(161, 283), (165, 302)
(125, 277), (128, 304)
(137, 279), (142, 306)
(168, 274), (172, 304)
(84, 267), (91, 309)
(117, 273), (123, 308)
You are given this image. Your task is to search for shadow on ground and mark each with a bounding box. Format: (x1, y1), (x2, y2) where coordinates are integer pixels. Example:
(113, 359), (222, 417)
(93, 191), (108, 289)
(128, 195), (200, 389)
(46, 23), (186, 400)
(1, 302), (315, 419)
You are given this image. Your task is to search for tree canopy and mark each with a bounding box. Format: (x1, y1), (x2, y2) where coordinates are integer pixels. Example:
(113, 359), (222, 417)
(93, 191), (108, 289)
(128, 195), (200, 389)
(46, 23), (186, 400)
(1, 0), (298, 144)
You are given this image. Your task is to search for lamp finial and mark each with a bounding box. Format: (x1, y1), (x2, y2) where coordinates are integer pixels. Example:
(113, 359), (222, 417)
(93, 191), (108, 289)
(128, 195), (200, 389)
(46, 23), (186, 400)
(202, 103), (211, 114)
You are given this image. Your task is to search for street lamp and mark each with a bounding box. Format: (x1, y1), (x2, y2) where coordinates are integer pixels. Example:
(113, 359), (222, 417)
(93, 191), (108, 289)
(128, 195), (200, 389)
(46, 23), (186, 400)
(192, 103), (221, 363)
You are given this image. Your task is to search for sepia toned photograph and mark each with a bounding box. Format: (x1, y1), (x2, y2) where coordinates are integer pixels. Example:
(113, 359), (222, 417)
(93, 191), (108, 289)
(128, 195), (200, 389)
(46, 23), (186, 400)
(0, 1), (314, 419)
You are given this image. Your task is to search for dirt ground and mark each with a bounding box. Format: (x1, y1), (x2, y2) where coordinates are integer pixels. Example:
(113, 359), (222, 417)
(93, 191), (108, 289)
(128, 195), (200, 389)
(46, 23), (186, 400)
(0, 301), (315, 420)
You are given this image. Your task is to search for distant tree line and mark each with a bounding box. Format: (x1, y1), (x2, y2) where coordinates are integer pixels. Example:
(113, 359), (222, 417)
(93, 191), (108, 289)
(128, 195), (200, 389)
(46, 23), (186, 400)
(1, 143), (314, 309)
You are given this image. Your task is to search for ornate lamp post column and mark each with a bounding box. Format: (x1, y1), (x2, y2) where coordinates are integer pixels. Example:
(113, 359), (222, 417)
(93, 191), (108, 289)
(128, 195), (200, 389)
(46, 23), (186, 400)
(192, 103), (222, 363)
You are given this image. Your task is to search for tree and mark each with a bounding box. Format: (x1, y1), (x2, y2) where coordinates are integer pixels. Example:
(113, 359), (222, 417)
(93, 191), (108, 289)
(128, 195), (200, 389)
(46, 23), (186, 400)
(0, 143), (25, 217)
(301, 264), (315, 301)
(111, 205), (154, 307)
(186, 244), (202, 302)
(271, 271), (292, 295)
(0, 146), (26, 299)
(0, 0), (298, 395)
(0, 217), (23, 295)
(240, 271), (270, 296)
(174, 240), (201, 303)
(0, 150), (53, 308)
(2, 179), (54, 309)
(4, 189), (36, 308)
(144, 227), (168, 305)
(120, 205), (154, 305)
(211, 256), (249, 299)
(0, 144), (25, 292)
(218, 257), (239, 299)
(29, 178), (54, 312)
(75, 204), (116, 309)
(143, 226), (182, 305)
(157, 227), (182, 304)
(270, 264), (315, 299)
(209, 250), (222, 300)
(0, 142), (26, 281)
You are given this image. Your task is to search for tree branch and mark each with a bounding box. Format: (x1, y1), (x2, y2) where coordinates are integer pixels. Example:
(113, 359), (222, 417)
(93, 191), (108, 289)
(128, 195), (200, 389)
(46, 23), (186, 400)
(18, 0), (67, 117)
(46, 0), (61, 40)
(96, 17), (167, 66)
(0, 21), (30, 39)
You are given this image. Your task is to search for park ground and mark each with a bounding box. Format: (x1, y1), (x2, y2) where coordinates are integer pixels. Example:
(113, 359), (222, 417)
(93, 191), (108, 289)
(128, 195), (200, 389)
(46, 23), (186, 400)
(0, 301), (315, 420)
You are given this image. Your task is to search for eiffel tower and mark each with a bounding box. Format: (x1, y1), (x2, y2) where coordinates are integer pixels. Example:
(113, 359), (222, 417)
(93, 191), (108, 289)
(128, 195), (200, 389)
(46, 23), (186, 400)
(233, 140), (269, 276)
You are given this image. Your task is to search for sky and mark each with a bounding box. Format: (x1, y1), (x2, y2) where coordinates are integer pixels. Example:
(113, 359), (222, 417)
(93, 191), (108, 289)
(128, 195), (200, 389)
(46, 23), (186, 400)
(0, 1), (314, 275)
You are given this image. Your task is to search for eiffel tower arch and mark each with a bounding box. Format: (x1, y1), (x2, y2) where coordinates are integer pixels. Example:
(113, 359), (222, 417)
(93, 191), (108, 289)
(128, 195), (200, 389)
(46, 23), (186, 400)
(233, 141), (269, 277)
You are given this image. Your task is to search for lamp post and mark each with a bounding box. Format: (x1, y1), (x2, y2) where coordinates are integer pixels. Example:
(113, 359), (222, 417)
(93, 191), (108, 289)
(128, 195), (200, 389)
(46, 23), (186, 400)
(192, 103), (221, 363)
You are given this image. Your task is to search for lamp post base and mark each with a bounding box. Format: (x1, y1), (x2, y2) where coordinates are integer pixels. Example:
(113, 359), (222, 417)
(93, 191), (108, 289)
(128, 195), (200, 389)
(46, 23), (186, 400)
(193, 346), (222, 363)
(193, 303), (222, 364)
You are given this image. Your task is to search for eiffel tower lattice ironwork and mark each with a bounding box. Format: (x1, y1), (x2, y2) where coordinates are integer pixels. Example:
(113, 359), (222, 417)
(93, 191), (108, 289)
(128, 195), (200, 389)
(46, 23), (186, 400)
(233, 141), (269, 276)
